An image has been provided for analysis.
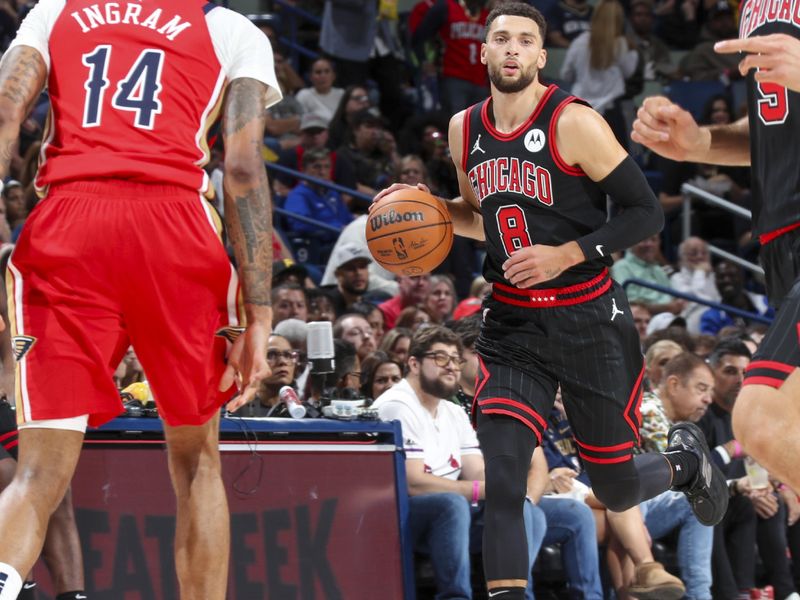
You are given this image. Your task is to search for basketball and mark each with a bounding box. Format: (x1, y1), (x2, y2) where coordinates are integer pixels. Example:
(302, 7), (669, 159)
(366, 188), (454, 276)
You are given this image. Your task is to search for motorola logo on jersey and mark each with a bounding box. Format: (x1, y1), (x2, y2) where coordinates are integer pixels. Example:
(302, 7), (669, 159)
(467, 157), (554, 206)
(523, 129), (546, 153)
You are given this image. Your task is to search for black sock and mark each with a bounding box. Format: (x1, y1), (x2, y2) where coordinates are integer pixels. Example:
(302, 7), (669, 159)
(19, 581), (36, 600)
(487, 586), (525, 599)
(56, 592), (87, 600)
(663, 449), (699, 487)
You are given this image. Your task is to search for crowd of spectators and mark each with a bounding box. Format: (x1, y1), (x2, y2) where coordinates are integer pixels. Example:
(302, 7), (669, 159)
(0, 0), (788, 597)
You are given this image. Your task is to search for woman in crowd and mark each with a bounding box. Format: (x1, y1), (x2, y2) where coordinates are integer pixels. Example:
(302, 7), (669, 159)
(395, 305), (431, 331)
(327, 84), (373, 150)
(379, 327), (413, 366)
(560, 0), (638, 148)
(425, 275), (456, 324)
(238, 335), (298, 417)
(360, 351), (403, 402)
(295, 57), (344, 125)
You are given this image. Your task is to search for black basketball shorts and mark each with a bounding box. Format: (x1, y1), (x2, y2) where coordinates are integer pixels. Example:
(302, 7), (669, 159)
(474, 269), (646, 466)
(745, 229), (800, 389)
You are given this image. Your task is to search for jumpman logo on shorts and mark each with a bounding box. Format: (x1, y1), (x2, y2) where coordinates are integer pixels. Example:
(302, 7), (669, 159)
(610, 298), (624, 321)
(471, 134), (485, 155)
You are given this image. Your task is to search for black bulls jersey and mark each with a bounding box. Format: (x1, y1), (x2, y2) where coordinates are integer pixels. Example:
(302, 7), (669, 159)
(462, 85), (611, 288)
(739, 0), (800, 237)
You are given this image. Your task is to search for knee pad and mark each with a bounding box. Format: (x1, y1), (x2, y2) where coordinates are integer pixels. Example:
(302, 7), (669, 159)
(484, 454), (527, 509)
(584, 461), (641, 512)
(479, 416), (537, 510)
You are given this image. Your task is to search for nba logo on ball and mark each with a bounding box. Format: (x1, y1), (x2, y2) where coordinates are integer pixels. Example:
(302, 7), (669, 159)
(524, 129), (545, 153)
(392, 237), (408, 259)
(366, 188), (453, 276)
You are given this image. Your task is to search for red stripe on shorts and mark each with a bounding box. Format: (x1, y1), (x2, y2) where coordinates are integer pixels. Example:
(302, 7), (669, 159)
(480, 408), (543, 443)
(743, 376), (786, 388)
(478, 397), (547, 429)
(747, 360), (794, 374)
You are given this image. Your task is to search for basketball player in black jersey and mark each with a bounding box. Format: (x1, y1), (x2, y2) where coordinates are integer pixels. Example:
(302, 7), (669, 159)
(374, 3), (727, 598)
(634, 30), (800, 496)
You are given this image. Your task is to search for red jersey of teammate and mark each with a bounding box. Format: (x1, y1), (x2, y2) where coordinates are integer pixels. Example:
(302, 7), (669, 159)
(37, 0), (227, 194)
(441, 0), (488, 87)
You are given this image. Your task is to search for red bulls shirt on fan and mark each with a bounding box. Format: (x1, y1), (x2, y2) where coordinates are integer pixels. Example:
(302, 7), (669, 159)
(8, 0), (281, 194)
(462, 85), (612, 288)
(738, 0), (800, 240)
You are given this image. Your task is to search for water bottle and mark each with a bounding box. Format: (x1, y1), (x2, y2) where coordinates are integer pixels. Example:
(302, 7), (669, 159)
(279, 386), (306, 419)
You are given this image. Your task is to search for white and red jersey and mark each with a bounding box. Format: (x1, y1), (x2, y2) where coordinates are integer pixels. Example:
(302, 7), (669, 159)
(441, 0), (488, 87)
(7, 0), (281, 194)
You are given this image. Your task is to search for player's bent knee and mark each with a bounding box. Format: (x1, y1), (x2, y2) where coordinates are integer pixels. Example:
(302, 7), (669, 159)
(732, 388), (772, 457)
(588, 463), (640, 512)
(592, 486), (638, 512)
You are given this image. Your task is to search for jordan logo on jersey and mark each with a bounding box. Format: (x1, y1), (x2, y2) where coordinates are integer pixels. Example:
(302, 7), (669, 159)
(471, 134), (485, 155)
(610, 299), (624, 322)
(215, 326), (245, 344)
(467, 158), (554, 206)
(11, 336), (36, 362)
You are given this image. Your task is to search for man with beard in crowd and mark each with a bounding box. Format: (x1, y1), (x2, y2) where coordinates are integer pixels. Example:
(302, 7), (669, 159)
(374, 326), (543, 599)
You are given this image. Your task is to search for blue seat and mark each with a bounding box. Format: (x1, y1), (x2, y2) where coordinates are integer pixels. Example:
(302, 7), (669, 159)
(664, 80), (728, 121)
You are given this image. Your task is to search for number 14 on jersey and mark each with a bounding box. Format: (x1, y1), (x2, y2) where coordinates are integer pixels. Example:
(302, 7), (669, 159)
(82, 45), (165, 130)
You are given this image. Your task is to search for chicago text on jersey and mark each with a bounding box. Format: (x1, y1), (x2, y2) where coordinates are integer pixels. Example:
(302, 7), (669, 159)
(468, 157), (554, 206)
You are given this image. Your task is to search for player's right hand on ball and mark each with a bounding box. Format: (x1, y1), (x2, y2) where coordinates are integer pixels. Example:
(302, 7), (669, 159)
(631, 96), (709, 162)
(370, 183), (432, 213)
(221, 319), (272, 412)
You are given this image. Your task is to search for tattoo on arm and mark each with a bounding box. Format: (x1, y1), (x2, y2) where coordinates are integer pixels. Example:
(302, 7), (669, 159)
(0, 46), (47, 181)
(229, 187), (273, 306)
(223, 78), (267, 137)
(222, 77), (273, 310)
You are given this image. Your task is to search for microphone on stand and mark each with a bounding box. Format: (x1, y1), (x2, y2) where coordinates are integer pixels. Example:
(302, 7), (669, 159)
(307, 321), (335, 374)
(307, 321), (335, 403)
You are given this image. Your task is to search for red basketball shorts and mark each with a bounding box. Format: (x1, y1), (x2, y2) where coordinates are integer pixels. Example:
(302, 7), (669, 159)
(6, 181), (240, 427)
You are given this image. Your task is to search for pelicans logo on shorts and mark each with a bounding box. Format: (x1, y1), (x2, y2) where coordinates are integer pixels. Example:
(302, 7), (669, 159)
(11, 335), (36, 362)
(215, 326), (245, 344)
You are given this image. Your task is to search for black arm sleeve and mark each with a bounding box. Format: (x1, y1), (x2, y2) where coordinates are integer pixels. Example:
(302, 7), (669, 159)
(575, 156), (664, 260)
(411, 0), (448, 63)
